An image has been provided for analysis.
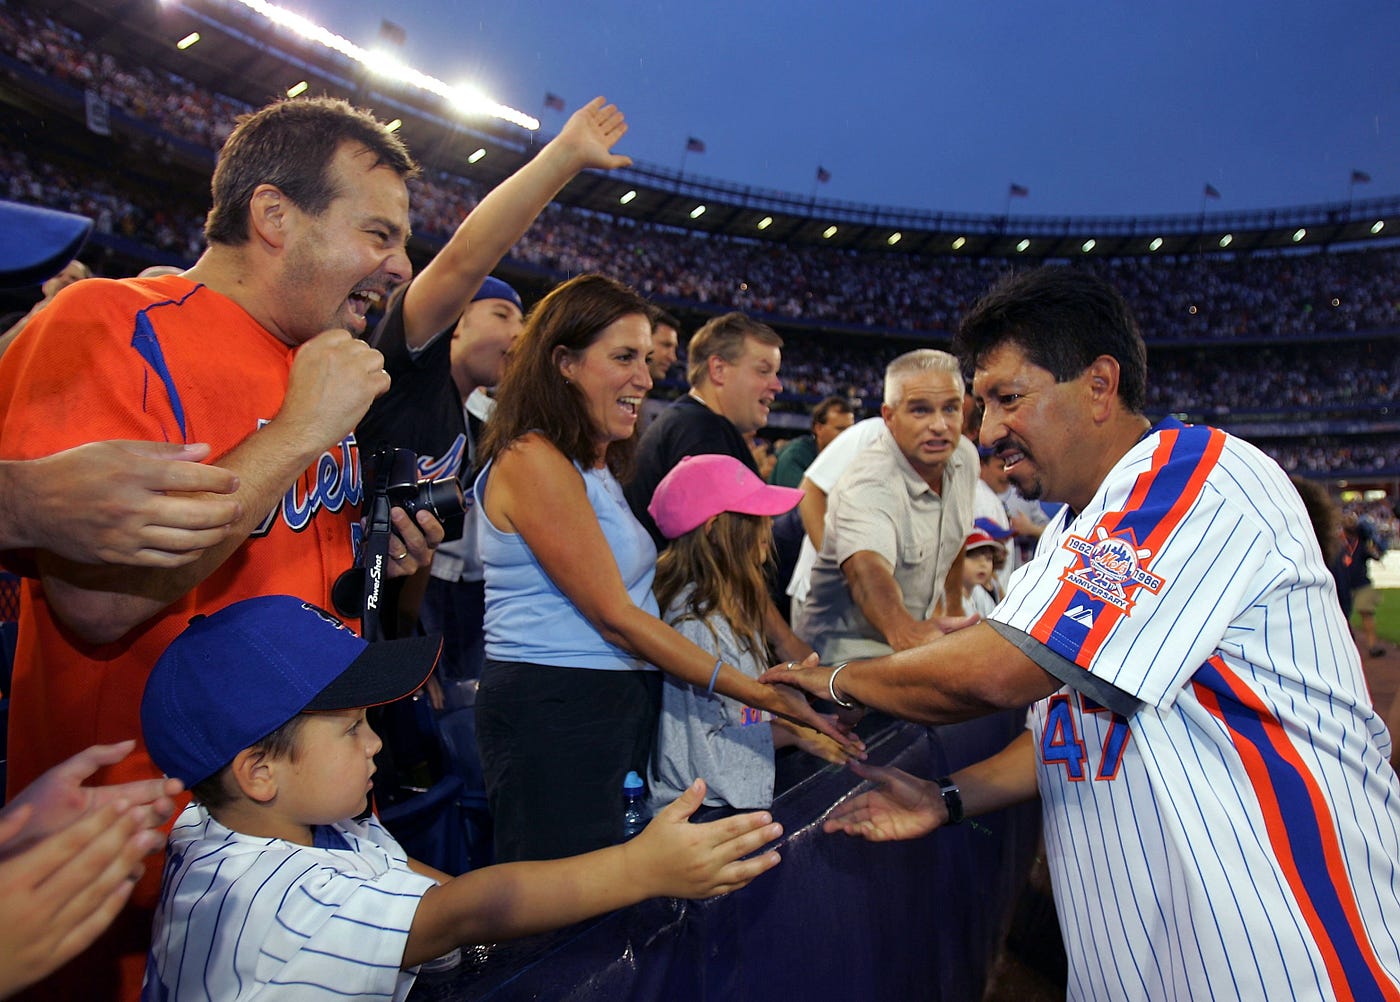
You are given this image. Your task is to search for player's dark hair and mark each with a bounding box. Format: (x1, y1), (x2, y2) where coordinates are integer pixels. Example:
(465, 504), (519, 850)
(954, 267), (1148, 413)
(481, 273), (652, 479)
(204, 97), (419, 246)
(189, 714), (308, 810)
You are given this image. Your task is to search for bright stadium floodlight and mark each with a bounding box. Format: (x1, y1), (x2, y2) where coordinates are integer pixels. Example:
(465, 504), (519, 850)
(384, 119), (402, 132)
(619, 190), (637, 205)
(1292, 228), (1306, 242)
(1081, 239), (1096, 253)
(451, 84), (491, 115)
(224, 0), (539, 130)
(176, 31), (200, 50)
(1219, 233), (1233, 248)
(690, 205), (706, 219)
(822, 225), (838, 239)
(887, 232), (902, 246)
(951, 236), (966, 250)
(757, 216), (772, 230)
(286, 80), (308, 98)
(1016, 239), (1030, 253)
(1372, 220), (1385, 234)
(467, 148), (486, 164)
(1148, 237), (1164, 252)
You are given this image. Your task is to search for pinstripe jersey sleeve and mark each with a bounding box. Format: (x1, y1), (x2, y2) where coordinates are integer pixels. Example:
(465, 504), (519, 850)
(145, 806), (437, 1001)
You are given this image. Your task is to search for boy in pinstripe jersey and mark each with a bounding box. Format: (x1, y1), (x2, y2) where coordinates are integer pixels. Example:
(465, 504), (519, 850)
(140, 596), (785, 1001)
(769, 268), (1400, 1001)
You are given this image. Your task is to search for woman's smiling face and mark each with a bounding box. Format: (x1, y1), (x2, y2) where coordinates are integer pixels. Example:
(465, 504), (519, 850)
(557, 312), (654, 460)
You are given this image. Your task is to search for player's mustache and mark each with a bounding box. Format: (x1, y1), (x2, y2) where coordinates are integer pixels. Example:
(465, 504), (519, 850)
(994, 437), (1032, 461)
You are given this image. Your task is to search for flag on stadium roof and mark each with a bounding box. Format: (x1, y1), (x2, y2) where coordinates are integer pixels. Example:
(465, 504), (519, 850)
(544, 92), (565, 112)
(1203, 183), (1221, 199)
(816, 166), (832, 183)
(686, 137), (706, 154)
(377, 19), (406, 48)
(1351, 169), (1372, 184)
(1009, 183), (1029, 197)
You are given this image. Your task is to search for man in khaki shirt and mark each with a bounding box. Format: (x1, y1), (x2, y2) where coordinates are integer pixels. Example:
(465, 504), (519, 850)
(796, 349), (977, 662)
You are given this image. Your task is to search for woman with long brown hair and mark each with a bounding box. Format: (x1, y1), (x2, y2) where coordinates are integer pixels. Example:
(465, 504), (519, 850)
(474, 274), (854, 862)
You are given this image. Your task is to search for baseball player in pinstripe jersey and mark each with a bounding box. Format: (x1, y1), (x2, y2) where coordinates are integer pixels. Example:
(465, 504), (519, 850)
(768, 268), (1400, 1001)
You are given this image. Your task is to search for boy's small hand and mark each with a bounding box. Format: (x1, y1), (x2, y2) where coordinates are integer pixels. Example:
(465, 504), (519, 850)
(627, 779), (782, 900)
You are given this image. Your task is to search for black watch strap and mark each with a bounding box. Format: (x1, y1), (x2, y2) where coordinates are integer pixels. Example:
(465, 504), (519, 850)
(934, 776), (964, 826)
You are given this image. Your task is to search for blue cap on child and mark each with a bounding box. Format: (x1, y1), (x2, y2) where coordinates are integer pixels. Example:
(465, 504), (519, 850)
(648, 453), (803, 539)
(141, 595), (442, 786)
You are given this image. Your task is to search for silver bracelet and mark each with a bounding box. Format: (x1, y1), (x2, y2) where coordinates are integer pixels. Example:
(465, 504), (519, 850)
(827, 661), (855, 708)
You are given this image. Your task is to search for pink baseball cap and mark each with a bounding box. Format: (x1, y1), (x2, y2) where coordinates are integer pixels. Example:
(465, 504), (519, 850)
(649, 454), (803, 539)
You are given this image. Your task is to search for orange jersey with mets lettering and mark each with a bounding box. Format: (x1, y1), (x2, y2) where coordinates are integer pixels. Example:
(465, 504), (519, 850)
(0, 275), (362, 1000)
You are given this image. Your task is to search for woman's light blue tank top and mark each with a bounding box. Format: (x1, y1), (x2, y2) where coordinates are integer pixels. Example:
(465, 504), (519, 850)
(475, 457), (659, 670)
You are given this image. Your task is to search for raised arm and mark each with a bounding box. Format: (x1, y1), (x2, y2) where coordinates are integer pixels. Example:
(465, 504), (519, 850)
(398, 97), (632, 347)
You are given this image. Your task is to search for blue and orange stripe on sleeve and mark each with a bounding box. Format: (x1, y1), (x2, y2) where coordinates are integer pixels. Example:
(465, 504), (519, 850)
(1029, 420), (1225, 667)
(1194, 655), (1400, 1001)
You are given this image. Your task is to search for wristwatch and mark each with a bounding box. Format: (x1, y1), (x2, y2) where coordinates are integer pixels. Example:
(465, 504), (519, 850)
(934, 776), (964, 826)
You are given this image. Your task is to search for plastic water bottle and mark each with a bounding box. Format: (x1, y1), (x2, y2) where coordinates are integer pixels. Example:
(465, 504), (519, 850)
(621, 770), (650, 840)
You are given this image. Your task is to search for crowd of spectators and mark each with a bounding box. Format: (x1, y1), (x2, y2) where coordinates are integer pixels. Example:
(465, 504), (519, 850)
(1268, 437), (1400, 477)
(4, 3), (1400, 342)
(2, 1), (1398, 475)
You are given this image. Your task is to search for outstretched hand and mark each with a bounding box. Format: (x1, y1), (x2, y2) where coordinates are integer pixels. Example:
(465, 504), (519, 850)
(556, 96), (633, 172)
(0, 799), (164, 997)
(625, 779), (782, 899)
(821, 761), (943, 842)
(19, 441), (240, 567)
(759, 653), (836, 703)
(930, 613), (979, 636)
(762, 653), (866, 758)
(0, 740), (182, 859)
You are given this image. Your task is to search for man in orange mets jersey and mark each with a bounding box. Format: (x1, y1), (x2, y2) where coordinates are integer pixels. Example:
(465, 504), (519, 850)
(0, 97), (443, 1000)
(768, 267), (1400, 1001)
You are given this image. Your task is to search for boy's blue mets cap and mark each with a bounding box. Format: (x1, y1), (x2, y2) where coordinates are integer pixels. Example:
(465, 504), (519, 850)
(141, 595), (441, 787)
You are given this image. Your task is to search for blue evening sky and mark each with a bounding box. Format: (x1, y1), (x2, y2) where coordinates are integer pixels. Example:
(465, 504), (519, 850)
(300, 0), (1397, 217)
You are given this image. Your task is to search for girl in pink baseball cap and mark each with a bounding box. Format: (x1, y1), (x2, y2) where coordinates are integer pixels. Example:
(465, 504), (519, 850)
(647, 454), (851, 809)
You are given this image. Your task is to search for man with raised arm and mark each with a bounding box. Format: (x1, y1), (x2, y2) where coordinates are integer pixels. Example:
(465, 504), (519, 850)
(357, 97), (630, 677)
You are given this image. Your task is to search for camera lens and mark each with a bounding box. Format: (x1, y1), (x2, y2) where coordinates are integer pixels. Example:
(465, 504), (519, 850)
(416, 477), (466, 522)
